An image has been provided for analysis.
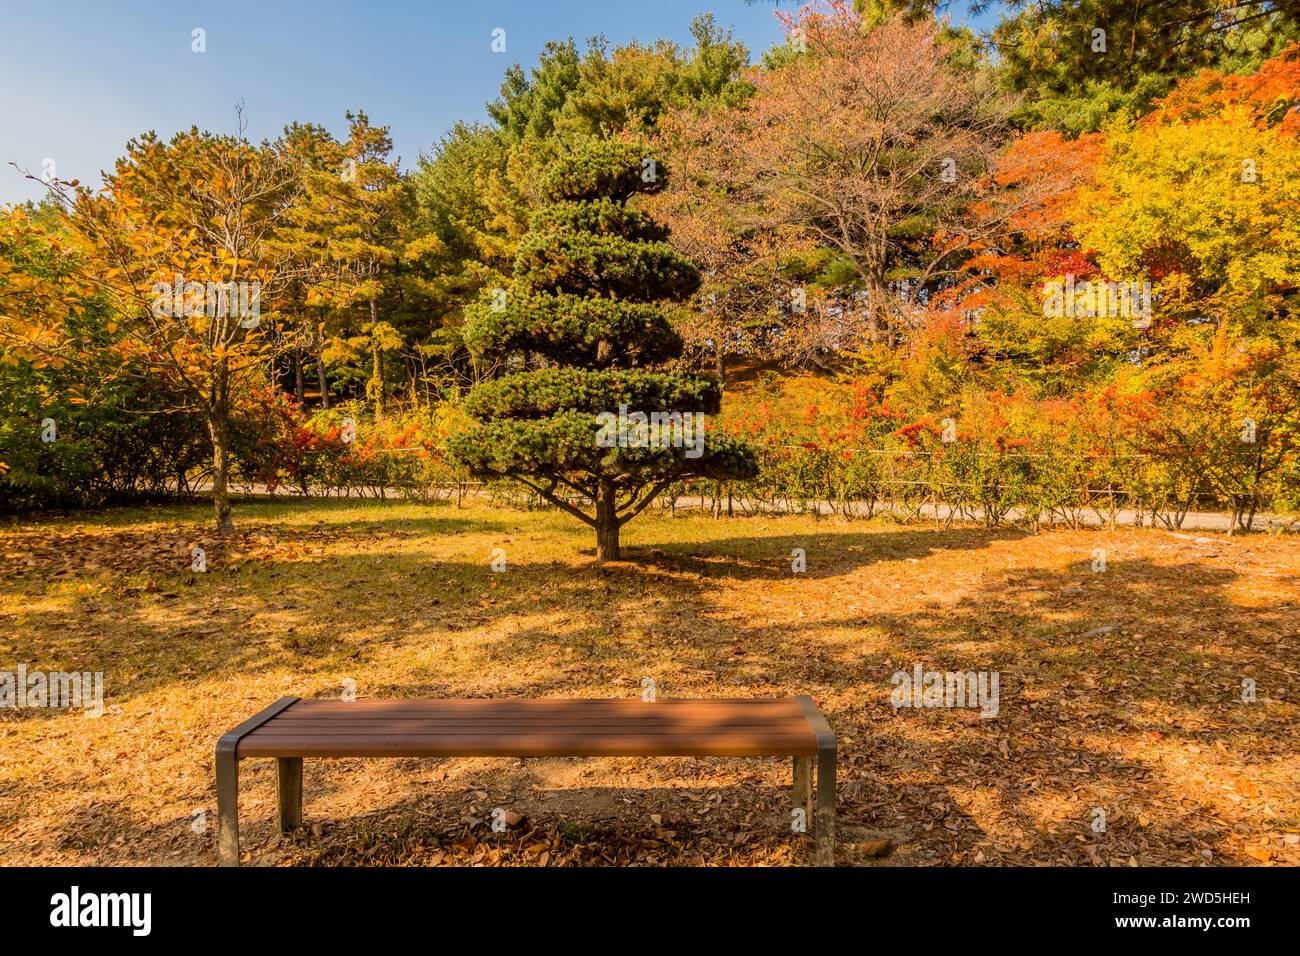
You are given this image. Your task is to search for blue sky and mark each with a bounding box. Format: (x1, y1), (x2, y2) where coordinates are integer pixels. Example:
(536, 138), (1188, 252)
(0, 1), (1000, 205)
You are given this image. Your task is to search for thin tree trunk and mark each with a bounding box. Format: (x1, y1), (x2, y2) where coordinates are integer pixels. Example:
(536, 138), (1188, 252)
(373, 341), (385, 419)
(317, 359), (329, 410)
(715, 343), (726, 387)
(207, 410), (234, 536)
(316, 312), (331, 410)
(293, 348), (305, 405)
(865, 270), (888, 344)
(370, 298), (385, 420)
(595, 479), (620, 561)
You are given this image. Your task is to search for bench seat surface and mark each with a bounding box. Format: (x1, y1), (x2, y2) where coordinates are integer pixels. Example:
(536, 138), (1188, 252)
(235, 698), (822, 758)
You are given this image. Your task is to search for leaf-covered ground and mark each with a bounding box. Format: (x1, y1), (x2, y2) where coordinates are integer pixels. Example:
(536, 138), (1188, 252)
(1, 497), (1297, 866)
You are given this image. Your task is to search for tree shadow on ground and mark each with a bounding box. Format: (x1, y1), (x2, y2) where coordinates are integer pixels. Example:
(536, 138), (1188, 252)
(232, 780), (817, 867)
(609, 525), (1027, 581)
(7, 505), (1298, 866)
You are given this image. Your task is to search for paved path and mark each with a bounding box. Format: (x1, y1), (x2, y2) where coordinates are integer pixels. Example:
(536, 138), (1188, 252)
(662, 495), (1283, 532)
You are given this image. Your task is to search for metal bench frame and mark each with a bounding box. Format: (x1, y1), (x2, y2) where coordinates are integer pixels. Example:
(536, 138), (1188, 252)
(216, 695), (836, 867)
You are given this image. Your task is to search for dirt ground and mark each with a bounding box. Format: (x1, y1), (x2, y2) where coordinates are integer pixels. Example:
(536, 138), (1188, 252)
(1, 497), (1297, 866)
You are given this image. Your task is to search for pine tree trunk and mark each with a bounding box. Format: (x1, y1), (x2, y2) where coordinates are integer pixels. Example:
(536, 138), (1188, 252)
(595, 480), (620, 561)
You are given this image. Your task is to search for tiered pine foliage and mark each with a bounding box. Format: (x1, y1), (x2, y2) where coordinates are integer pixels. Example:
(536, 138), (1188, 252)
(450, 140), (757, 559)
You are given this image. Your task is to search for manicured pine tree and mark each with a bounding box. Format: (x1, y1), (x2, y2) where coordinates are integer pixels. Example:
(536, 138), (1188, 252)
(450, 140), (757, 560)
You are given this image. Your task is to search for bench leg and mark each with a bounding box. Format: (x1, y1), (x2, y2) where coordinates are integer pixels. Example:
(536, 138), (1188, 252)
(216, 746), (240, 867)
(793, 756), (813, 825)
(278, 757), (303, 833)
(815, 742), (836, 867)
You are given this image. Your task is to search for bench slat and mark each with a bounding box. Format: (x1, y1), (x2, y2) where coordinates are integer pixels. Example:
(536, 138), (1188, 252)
(234, 697), (822, 758)
(279, 700), (805, 714)
(255, 718), (812, 729)
(237, 734), (819, 758)
(258, 723), (810, 729)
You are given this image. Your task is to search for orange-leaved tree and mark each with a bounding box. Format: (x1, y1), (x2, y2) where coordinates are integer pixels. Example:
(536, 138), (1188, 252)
(40, 122), (304, 533)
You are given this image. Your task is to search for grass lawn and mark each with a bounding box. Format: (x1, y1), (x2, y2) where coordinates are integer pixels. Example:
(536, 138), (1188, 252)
(1, 496), (1297, 866)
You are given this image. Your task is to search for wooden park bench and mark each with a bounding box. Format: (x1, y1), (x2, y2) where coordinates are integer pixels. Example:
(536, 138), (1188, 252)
(216, 696), (836, 866)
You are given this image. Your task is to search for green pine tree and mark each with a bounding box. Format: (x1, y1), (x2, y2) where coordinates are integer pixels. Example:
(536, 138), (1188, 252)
(450, 140), (757, 560)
